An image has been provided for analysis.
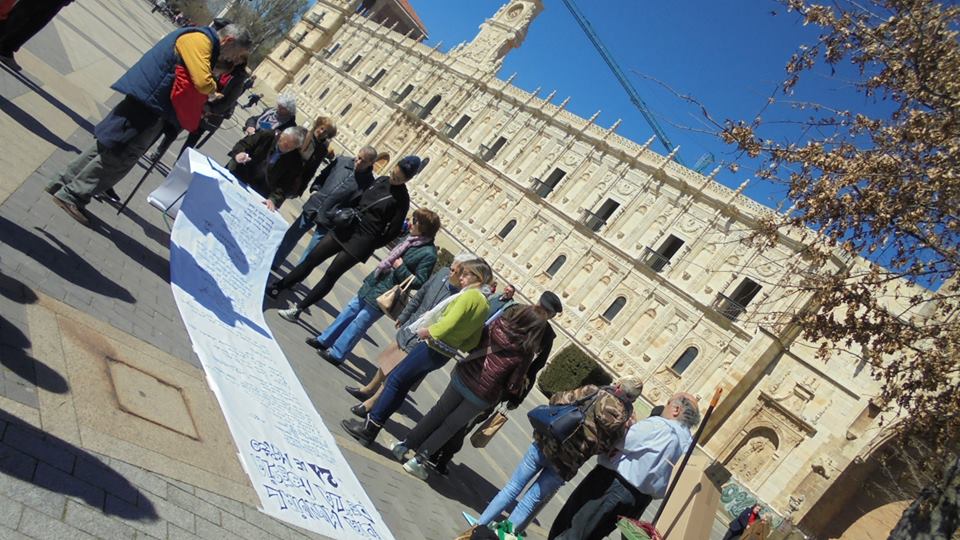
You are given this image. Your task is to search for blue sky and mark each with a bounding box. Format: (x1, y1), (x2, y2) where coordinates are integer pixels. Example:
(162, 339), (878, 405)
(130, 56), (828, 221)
(407, 0), (881, 210)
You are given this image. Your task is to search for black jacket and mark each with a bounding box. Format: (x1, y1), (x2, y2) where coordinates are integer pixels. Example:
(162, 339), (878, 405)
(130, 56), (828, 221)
(332, 176), (409, 263)
(226, 130), (303, 207)
(301, 156), (375, 228)
(295, 135), (331, 198)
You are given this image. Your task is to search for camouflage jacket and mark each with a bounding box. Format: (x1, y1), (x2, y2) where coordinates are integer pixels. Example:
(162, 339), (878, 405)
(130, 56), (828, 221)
(534, 385), (633, 481)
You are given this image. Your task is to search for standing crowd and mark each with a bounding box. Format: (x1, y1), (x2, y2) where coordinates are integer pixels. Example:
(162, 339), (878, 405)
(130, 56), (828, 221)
(10, 5), (718, 539)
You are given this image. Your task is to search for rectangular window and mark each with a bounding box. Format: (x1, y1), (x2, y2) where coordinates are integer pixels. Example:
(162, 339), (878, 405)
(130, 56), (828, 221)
(344, 55), (362, 73)
(715, 278), (762, 321)
(445, 114), (471, 139)
(644, 234), (684, 272)
(583, 199), (620, 232)
(392, 84), (414, 103)
(366, 68), (387, 87)
(480, 136), (508, 162)
(534, 167), (566, 198)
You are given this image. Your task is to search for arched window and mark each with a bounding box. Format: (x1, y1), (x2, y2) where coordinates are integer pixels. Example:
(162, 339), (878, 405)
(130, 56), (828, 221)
(340, 103), (352, 116)
(498, 219), (517, 239)
(364, 121), (378, 136)
(671, 347), (699, 374)
(318, 87), (329, 100)
(299, 74), (310, 85)
(546, 255), (566, 277)
(601, 296), (626, 321)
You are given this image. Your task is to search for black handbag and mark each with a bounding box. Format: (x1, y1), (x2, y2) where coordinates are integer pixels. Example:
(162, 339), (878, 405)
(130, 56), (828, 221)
(527, 390), (600, 443)
(327, 193), (393, 229)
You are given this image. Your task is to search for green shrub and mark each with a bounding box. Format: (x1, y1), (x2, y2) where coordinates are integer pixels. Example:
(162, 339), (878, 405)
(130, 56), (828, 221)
(537, 344), (613, 398)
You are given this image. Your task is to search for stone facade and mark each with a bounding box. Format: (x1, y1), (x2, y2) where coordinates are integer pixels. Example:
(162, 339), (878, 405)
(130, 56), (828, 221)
(254, 0), (914, 535)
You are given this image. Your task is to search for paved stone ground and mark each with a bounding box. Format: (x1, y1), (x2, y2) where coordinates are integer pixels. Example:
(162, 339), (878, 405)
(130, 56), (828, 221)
(0, 2), (733, 539)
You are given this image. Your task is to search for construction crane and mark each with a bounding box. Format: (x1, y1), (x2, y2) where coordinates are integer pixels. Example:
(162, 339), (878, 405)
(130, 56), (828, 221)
(560, 0), (694, 167)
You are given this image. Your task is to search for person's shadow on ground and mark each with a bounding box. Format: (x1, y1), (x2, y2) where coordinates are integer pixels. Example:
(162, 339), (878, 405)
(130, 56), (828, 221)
(426, 462), (503, 517)
(0, 409), (159, 522)
(0, 217), (135, 303)
(0, 273), (69, 394)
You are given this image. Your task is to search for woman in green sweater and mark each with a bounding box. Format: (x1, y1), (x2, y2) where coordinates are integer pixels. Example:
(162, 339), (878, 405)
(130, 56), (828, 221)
(342, 258), (493, 446)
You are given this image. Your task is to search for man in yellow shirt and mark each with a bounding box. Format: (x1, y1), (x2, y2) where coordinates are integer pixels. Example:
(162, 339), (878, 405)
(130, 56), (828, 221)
(47, 23), (251, 225)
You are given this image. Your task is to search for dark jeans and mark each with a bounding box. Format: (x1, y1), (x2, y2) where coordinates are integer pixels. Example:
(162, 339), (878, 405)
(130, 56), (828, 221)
(549, 465), (653, 540)
(430, 405), (495, 467)
(368, 343), (448, 426)
(273, 233), (359, 310)
(404, 379), (488, 458)
(0, 0), (67, 56)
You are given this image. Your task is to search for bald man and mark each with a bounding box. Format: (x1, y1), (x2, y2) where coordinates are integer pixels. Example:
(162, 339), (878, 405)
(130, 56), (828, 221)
(549, 392), (702, 540)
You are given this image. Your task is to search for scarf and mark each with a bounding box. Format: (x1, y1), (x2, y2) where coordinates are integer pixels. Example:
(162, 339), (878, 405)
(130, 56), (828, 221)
(376, 235), (431, 276)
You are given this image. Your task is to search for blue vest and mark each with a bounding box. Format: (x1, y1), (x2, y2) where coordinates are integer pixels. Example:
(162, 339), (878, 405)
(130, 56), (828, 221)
(111, 26), (220, 127)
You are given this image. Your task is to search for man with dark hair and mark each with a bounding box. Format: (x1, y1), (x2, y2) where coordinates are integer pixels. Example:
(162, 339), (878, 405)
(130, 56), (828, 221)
(549, 392), (701, 540)
(47, 23), (252, 225)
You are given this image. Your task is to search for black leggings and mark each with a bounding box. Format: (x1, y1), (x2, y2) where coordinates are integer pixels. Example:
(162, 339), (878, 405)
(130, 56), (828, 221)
(274, 234), (359, 310)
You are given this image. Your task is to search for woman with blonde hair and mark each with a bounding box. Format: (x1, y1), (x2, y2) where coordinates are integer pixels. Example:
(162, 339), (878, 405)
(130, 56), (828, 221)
(342, 258), (493, 446)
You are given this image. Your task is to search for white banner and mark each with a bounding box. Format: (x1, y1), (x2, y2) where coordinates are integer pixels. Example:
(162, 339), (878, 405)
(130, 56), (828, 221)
(168, 150), (394, 540)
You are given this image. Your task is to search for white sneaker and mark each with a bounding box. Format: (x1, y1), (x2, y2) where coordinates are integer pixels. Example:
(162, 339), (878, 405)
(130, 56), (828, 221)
(403, 457), (428, 480)
(390, 441), (408, 462)
(278, 307), (301, 322)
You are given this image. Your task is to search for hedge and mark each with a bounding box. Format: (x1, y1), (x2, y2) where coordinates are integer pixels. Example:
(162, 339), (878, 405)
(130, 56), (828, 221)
(537, 343), (613, 397)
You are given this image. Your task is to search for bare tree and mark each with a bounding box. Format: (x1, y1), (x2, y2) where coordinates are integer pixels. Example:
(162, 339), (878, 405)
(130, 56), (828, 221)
(709, 1), (960, 537)
(226, 0), (309, 66)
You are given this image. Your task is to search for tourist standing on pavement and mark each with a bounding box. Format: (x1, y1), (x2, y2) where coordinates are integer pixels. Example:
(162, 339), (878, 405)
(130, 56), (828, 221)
(295, 116), (338, 197)
(394, 304), (550, 481)
(307, 208), (441, 366)
(549, 393), (701, 540)
(427, 291), (563, 475)
(344, 252), (481, 416)
(0, 0), (73, 72)
(341, 258), (493, 446)
(472, 377), (642, 537)
(267, 156), (424, 318)
(270, 141), (371, 273)
(47, 24), (252, 225)
(226, 126), (306, 210)
(722, 504), (764, 540)
(244, 94), (296, 134)
(485, 284), (517, 321)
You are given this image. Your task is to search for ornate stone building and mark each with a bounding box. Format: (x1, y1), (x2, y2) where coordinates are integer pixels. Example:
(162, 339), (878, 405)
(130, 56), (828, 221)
(254, 1), (920, 536)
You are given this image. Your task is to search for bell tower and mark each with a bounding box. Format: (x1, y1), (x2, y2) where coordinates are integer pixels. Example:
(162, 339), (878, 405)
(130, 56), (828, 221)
(452, 0), (543, 73)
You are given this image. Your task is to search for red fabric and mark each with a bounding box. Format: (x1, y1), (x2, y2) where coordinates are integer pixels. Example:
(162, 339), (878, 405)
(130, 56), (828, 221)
(748, 513), (758, 526)
(0, 0), (16, 20)
(170, 64), (206, 132)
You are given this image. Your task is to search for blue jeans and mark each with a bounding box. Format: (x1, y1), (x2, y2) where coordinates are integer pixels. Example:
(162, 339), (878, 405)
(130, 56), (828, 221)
(272, 210), (327, 269)
(368, 342), (448, 425)
(478, 442), (565, 533)
(317, 296), (383, 363)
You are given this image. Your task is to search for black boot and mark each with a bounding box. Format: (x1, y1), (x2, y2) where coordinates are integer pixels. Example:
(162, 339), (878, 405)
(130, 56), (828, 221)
(341, 417), (380, 446)
(350, 403), (368, 419)
(345, 386), (370, 400)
